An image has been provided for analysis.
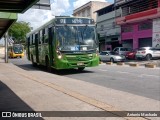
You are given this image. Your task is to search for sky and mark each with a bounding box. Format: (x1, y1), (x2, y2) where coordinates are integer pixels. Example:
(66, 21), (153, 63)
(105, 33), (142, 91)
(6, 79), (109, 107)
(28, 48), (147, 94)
(18, 0), (114, 30)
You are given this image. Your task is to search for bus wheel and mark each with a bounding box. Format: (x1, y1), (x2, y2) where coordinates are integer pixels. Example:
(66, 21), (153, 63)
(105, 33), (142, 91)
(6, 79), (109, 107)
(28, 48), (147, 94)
(45, 57), (51, 72)
(31, 55), (37, 66)
(78, 67), (85, 71)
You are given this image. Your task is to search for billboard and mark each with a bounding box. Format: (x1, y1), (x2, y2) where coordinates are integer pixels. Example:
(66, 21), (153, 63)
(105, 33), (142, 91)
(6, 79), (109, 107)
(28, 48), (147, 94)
(153, 18), (160, 48)
(32, 0), (51, 10)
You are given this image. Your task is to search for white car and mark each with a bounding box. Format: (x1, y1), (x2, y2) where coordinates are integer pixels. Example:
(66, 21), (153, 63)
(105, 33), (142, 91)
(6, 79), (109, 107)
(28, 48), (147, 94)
(112, 47), (132, 55)
(99, 51), (125, 62)
(136, 47), (160, 60)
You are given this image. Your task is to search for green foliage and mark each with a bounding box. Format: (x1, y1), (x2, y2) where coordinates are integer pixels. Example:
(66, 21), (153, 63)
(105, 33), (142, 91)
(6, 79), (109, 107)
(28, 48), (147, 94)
(8, 21), (31, 44)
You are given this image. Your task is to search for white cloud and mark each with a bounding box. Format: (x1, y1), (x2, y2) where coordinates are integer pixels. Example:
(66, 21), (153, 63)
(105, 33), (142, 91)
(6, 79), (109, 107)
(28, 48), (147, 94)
(73, 0), (107, 9)
(18, 0), (70, 30)
(51, 0), (70, 16)
(18, 9), (54, 30)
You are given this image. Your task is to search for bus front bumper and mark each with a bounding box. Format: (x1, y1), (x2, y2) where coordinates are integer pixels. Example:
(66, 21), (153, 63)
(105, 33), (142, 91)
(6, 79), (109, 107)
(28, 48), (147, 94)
(54, 57), (99, 69)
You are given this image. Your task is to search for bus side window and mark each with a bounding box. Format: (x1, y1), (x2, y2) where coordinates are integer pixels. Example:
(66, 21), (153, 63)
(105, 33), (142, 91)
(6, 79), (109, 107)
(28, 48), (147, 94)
(42, 29), (45, 43)
(27, 37), (30, 46)
(48, 26), (54, 44)
(44, 28), (48, 43)
(30, 35), (32, 45)
(33, 34), (35, 45)
(35, 33), (38, 44)
(40, 30), (42, 44)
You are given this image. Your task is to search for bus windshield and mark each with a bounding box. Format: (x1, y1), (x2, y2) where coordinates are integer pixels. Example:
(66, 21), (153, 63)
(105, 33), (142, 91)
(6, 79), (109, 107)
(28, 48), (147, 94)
(56, 25), (97, 52)
(13, 45), (23, 54)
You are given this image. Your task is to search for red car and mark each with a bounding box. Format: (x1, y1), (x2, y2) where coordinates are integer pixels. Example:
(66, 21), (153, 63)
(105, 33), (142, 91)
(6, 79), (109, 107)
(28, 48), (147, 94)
(125, 49), (137, 59)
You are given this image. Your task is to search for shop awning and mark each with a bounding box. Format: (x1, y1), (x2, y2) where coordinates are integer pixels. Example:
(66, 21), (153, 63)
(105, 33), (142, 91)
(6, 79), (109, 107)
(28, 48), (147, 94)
(0, 12), (17, 38)
(0, 0), (39, 38)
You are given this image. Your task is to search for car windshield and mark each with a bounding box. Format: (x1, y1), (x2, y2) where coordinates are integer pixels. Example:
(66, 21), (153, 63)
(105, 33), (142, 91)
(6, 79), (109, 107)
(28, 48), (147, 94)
(108, 52), (117, 55)
(56, 25), (97, 51)
(138, 47), (146, 50)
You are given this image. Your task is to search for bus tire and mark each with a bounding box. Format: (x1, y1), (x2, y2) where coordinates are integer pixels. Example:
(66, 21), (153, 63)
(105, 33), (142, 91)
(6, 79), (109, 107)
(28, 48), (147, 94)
(78, 67), (85, 71)
(45, 56), (51, 72)
(31, 55), (37, 66)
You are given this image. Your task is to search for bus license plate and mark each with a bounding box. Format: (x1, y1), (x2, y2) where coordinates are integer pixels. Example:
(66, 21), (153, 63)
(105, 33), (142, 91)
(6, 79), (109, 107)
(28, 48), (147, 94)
(77, 62), (84, 66)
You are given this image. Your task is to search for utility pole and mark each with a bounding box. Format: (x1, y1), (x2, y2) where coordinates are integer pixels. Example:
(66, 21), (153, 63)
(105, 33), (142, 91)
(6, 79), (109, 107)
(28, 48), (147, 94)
(5, 32), (8, 63)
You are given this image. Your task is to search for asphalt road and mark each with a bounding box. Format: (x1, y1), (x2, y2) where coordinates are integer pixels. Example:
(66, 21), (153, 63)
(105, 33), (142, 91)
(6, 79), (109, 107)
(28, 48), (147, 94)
(9, 57), (160, 101)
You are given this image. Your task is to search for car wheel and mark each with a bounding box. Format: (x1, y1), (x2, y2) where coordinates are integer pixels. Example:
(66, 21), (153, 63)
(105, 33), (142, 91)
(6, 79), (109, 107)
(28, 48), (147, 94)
(146, 54), (152, 61)
(110, 58), (114, 63)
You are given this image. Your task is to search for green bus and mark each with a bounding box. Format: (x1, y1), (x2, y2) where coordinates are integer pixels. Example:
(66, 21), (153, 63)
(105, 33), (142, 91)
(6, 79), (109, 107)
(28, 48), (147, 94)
(26, 16), (99, 71)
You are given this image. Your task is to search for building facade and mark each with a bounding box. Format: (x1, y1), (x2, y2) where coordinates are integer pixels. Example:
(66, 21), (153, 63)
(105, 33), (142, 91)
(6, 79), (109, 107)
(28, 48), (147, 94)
(73, 1), (110, 22)
(0, 38), (5, 46)
(96, 4), (121, 51)
(115, 0), (160, 49)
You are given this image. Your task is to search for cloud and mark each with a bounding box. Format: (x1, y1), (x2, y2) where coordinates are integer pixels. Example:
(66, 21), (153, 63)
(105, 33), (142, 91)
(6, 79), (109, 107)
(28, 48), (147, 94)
(18, 0), (70, 30)
(18, 9), (53, 30)
(51, 0), (70, 16)
(73, 0), (107, 9)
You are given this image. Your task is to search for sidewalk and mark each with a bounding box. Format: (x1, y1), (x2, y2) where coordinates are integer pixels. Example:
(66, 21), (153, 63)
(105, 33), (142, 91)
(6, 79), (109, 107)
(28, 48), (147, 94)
(0, 57), (160, 120)
(0, 54), (4, 63)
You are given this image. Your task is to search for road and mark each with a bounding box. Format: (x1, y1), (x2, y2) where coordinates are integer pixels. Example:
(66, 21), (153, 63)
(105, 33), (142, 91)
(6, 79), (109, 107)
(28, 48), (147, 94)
(9, 57), (160, 101)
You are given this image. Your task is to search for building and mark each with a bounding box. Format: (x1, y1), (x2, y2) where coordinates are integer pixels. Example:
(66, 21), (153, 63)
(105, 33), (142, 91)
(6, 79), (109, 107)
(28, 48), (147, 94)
(0, 38), (5, 46)
(115, 0), (160, 49)
(96, 4), (121, 51)
(73, 1), (110, 22)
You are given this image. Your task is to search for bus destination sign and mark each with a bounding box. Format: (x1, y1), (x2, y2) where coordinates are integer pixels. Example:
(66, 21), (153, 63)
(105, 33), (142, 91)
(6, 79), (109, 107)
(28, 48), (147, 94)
(55, 18), (94, 24)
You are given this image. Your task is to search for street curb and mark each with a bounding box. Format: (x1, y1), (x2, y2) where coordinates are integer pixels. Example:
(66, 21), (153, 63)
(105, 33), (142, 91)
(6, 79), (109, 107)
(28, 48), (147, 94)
(106, 62), (113, 65)
(117, 62), (124, 66)
(129, 63), (139, 67)
(145, 63), (156, 68)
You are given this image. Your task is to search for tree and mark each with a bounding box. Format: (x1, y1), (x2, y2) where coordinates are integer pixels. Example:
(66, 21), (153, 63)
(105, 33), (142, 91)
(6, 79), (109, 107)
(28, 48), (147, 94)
(8, 21), (31, 44)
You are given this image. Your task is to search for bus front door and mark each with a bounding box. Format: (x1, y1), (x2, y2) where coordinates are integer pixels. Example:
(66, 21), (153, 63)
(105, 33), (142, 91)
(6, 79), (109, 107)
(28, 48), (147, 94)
(48, 27), (54, 66)
(35, 33), (39, 63)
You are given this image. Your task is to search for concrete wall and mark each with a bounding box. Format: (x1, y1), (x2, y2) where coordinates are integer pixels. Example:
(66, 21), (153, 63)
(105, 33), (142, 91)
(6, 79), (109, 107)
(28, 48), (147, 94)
(97, 10), (121, 39)
(73, 1), (110, 22)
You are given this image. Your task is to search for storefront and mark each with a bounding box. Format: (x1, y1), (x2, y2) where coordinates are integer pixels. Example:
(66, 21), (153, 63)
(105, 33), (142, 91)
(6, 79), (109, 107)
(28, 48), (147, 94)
(121, 20), (153, 49)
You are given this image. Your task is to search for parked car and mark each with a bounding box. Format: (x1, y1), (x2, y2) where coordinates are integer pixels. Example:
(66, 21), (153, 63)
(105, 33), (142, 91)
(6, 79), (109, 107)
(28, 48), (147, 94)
(99, 51), (125, 62)
(136, 47), (160, 60)
(112, 47), (132, 55)
(125, 49), (138, 59)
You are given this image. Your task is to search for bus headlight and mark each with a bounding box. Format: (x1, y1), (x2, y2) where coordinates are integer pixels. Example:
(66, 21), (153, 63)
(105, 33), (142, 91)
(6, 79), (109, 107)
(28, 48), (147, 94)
(58, 55), (62, 59)
(57, 50), (63, 59)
